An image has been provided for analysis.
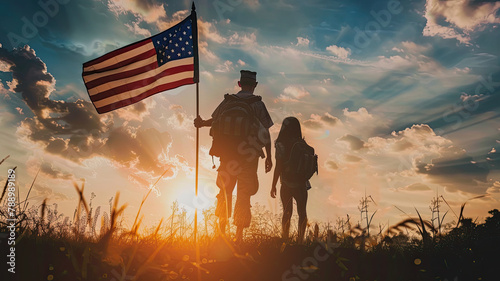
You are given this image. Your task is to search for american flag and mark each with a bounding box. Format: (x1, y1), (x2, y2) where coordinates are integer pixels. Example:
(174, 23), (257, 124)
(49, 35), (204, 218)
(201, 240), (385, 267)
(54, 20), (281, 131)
(82, 12), (198, 114)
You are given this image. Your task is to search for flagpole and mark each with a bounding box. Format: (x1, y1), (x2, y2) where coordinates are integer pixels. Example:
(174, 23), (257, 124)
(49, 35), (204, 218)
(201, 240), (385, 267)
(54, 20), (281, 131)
(192, 3), (201, 281)
(195, 79), (199, 239)
(192, 1), (199, 241)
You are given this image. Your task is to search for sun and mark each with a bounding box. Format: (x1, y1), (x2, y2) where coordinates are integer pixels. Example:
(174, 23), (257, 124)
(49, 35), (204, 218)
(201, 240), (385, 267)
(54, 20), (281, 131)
(168, 179), (217, 218)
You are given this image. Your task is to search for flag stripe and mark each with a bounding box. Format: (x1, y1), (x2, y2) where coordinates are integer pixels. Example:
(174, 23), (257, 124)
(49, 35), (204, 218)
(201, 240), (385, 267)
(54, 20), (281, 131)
(91, 64), (194, 103)
(83, 42), (154, 72)
(83, 56), (157, 83)
(95, 78), (194, 114)
(83, 39), (151, 70)
(88, 57), (194, 97)
(85, 60), (157, 90)
(83, 49), (157, 75)
(92, 71), (194, 108)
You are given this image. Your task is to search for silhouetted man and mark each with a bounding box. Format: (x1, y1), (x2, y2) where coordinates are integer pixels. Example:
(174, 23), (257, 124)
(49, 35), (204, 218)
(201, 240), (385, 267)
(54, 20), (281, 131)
(194, 70), (273, 242)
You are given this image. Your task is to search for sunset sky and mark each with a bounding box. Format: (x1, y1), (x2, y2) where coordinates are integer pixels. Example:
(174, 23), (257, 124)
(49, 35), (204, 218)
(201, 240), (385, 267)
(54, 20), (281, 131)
(1, 0), (499, 230)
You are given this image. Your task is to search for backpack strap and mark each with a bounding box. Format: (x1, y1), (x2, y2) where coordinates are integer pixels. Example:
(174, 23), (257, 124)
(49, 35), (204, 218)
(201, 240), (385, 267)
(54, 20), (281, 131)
(225, 94), (262, 104)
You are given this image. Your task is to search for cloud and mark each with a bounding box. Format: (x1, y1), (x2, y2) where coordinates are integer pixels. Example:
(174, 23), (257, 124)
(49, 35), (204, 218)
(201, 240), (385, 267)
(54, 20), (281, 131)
(33, 185), (70, 201)
(400, 182), (431, 192)
(25, 157), (74, 180)
(197, 19), (227, 44)
(416, 148), (489, 194)
(228, 32), (257, 46)
(302, 113), (340, 130)
(344, 154), (362, 162)
(166, 104), (193, 131)
(400, 41), (430, 54)
(422, 0), (500, 44)
(343, 107), (373, 122)
(325, 160), (339, 171)
(104, 127), (173, 176)
(275, 86), (310, 103)
(338, 134), (365, 150)
(114, 99), (154, 121)
(352, 124), (494, 194)
(215, 60), (234, 73)
(486, 147), (500, 169)
(487, 181), (500, 194)
(106, 0), (167, 23)
(125, 21), (151, 37)
(296, 37), (310, 47)
(40, 162), (74, 180)
(0, 80), (10, 95)
(326, 45), (351, 59)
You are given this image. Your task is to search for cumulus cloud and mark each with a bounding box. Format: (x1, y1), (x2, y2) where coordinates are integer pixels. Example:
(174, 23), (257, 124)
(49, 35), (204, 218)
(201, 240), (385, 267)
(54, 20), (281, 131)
(0, 80), (10, 95)
(114, 100), (154, 121)
(104, 127), (174, 176)
(125, 21), (151, 37)
(275, 86), (310, 103)
(228, 32), (257, 45)
(325, 160), (339, 171)
(167, 104), (193, 131)
(400, 41), (430, 54)
(400, 182), (431, 192)
(25, 157), (74, 180)
(343, 107), (373, 122)
(198, 19), (256, 46)
(344, 154), (362, 162)
(33, 185), (70, 201)
(197, 19), (227, 44)
(487, 181), (500, 194)
(422, 0), (500, 44)
(106, 0), (167, 23)
(416, 148), (489, 193)
(371, 124), (489, 194)
(486, 147), (500, 169)
(296, 37), (310, 47)
(338, 134), (366, 150)
(326, 45), (351, 59)
(215, 60), (234, 73)
(302, 113), (340, 130)
(348, 123), (494, 194)
(40, 162), (74, 180)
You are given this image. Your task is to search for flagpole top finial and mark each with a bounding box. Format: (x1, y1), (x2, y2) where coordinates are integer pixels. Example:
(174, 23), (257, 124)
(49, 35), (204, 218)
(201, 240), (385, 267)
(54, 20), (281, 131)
(192, 2), (196, 12)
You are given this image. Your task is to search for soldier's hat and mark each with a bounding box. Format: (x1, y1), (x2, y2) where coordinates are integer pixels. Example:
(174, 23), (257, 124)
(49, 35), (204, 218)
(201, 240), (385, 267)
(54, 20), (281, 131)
(240, 70), (257, 82)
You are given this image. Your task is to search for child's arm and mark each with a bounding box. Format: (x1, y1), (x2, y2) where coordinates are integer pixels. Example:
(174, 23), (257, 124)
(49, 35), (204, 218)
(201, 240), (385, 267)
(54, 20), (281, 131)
(271, 160), (282, 198)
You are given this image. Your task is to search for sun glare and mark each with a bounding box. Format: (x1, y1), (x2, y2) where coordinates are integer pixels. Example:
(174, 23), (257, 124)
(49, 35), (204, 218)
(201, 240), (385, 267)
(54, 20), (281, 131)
(168, 179), (217, 219)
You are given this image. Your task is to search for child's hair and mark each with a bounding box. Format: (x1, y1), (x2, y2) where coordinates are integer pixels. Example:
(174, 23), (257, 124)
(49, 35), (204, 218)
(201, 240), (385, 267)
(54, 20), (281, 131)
(276, 116), (303, 149)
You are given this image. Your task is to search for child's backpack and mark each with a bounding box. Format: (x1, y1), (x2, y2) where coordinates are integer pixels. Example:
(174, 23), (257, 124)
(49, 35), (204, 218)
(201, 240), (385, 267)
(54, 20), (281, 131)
(209, 94), (263, 158)
(282, 139), (318, 187)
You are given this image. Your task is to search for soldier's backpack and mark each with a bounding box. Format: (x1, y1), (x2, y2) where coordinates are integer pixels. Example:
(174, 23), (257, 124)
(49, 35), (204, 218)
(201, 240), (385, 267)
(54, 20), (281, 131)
(209, 94), (263, 158)
(282, 139), (318, 187)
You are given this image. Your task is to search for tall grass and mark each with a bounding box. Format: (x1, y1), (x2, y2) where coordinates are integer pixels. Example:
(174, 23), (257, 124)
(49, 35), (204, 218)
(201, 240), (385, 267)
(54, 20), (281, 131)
(1, 155), (498, 280)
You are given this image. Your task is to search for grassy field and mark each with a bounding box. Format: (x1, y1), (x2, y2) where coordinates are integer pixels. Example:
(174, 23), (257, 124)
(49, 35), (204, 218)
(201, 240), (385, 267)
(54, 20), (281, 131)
(1, 166), (499, 281)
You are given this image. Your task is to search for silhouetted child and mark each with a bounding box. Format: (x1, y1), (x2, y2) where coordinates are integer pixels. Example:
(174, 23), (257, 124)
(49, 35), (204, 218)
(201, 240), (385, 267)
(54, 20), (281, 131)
(271, 117), (317, 243)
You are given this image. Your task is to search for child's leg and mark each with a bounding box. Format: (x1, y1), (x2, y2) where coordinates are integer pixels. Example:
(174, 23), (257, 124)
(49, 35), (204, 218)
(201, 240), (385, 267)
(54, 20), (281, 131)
(280, 185), (293, 240)
(295, 188), (308, 244)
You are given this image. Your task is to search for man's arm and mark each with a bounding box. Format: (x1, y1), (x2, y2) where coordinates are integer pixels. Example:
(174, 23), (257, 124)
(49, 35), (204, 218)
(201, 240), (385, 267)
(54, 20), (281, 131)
(264, 128), (272, 173)
(194, 116), (213, 128)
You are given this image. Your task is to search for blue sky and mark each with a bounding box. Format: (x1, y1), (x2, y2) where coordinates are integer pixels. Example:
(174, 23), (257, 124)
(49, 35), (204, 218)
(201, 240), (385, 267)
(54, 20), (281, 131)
(1, 0), (499, 229)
